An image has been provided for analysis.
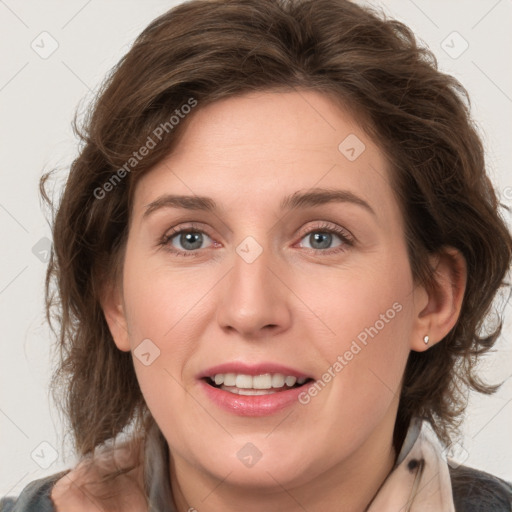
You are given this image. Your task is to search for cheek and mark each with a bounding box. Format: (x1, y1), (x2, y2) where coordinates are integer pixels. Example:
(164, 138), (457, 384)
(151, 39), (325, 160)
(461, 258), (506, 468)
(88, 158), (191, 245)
(121, 249), (210, 346)
(119, 243), (230, 394)
(298, 249), (414, 406)
(120, 258), (199, 435)
(301, 252), (413, 351)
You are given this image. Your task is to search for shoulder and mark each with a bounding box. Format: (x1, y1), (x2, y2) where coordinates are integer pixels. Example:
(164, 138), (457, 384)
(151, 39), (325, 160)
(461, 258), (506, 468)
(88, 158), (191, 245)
(51, 439), (147, 512)
(0, 470), (70, 512)
(450, 464), (512, 512)
(1, 438), (147, 512)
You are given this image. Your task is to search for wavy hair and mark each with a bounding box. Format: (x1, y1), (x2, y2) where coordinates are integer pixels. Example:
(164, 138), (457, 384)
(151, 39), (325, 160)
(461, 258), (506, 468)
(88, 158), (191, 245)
(41, 0), (512, 500)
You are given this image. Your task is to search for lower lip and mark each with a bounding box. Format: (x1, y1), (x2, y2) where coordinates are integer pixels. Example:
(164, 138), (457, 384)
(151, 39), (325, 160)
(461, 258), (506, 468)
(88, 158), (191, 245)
(199, 379), (310, 416)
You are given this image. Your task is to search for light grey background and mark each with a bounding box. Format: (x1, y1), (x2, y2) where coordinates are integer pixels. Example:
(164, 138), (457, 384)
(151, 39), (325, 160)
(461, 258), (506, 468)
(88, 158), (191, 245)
(1, 0), (511, 496)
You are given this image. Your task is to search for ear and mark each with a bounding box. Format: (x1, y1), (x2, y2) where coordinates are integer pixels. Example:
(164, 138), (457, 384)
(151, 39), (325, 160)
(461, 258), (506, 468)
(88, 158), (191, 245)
(100, 279), (131, 352)
(410, 246), (467, 352)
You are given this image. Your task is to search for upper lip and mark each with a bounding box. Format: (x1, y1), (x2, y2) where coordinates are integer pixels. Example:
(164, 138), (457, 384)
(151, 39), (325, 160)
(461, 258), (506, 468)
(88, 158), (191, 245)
(198, 362), (312, 380)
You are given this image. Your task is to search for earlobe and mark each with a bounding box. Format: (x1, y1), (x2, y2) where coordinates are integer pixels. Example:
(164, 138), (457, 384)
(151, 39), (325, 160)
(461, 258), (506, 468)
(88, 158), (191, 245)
(100, 281), (131, 352)
(410, 247), (467, 352)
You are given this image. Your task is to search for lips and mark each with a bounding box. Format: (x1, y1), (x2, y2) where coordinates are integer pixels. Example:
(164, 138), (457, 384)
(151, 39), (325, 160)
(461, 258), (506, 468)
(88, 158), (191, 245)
(197, 362), (315, 416)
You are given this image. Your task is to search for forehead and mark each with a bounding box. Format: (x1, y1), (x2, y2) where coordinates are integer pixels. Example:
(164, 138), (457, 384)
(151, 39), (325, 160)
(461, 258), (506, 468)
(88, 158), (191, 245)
(132, 90), (399, 227)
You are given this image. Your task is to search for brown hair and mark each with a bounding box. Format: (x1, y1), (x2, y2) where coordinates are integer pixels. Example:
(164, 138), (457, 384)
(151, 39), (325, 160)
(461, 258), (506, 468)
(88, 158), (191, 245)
(42, 0), (511, 497)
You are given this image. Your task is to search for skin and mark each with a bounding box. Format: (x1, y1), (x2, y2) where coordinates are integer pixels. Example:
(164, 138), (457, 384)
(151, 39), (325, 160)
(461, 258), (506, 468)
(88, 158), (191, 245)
(52, 90), (466, 512)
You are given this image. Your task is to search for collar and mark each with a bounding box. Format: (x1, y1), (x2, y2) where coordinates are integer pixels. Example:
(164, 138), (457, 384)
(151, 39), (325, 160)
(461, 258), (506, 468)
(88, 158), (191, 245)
(367, 417), (455, 511)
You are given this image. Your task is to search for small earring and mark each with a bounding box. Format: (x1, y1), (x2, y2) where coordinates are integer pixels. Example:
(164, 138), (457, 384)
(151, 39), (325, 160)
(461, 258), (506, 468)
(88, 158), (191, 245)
(423, 335), (429, 345)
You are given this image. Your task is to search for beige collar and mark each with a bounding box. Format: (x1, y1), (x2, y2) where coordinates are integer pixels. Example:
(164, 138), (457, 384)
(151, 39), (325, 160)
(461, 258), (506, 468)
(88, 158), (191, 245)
(367, 417), (455, 511)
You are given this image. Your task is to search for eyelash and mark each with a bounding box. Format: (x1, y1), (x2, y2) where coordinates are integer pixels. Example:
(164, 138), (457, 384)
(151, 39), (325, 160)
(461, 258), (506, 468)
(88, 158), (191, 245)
(158, 221), (354, 258)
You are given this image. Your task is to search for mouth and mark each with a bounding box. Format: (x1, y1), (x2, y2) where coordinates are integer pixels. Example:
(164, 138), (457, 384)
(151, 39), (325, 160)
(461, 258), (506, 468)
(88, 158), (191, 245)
(203, 373), (314, 396)
(198, 363), (316, 415)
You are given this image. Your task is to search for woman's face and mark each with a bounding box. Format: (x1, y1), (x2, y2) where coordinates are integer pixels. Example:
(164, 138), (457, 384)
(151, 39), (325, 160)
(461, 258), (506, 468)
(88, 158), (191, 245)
(109, 90), (427, 492)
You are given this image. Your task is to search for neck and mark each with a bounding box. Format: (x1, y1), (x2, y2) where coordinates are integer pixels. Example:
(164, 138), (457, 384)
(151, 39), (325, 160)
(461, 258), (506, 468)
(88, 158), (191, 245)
(169, 412), (398, 512)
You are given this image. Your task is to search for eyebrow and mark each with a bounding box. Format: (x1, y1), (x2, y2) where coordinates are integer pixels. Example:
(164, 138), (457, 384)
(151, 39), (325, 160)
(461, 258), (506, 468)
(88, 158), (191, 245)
(143, 187), (376, 218)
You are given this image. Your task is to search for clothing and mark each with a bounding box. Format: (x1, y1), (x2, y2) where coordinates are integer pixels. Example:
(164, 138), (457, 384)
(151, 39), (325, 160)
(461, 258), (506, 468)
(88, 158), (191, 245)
(2, 418), (511, 511)
(0, 470), (70, 512)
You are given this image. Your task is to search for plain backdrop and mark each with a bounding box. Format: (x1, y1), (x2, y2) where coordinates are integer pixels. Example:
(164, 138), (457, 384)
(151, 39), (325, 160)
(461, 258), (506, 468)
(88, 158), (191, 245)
(1, 0), (511, 496)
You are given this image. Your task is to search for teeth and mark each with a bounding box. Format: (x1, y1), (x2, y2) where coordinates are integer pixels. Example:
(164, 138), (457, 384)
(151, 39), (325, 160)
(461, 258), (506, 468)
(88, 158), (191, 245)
(253, 374), (272, 389)
(271, 374), (285, 387)
(235, 374), (253, 389)
(223, 373), (236, 386)
(222, 388), (278, 396)
(209, 372), (307, 391)
(285, 376), (297, 387)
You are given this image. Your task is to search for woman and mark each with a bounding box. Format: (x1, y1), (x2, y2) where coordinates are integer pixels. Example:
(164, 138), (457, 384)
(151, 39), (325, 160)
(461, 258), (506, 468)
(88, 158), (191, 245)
(1, 0), (511, 510)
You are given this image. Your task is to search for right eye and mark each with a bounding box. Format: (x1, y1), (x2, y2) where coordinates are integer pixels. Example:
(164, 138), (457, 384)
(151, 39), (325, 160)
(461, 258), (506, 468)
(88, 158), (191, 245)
(160, 226), (216, 257)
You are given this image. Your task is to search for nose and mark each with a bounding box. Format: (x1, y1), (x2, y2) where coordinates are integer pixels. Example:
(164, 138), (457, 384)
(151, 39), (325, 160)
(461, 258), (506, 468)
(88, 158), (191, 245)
(216, 239), (292, 339)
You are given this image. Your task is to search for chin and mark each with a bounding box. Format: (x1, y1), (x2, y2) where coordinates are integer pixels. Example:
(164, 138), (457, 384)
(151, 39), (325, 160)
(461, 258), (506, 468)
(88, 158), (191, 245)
(191, 437), (320, 489)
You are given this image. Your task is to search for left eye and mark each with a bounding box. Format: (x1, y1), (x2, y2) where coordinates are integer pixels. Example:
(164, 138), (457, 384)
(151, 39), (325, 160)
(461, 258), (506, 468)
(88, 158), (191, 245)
(298, 230), (346, 251)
